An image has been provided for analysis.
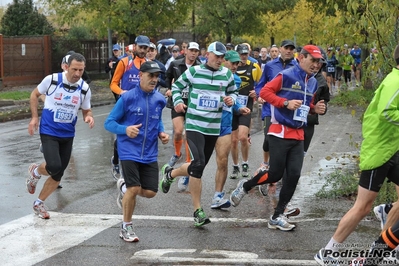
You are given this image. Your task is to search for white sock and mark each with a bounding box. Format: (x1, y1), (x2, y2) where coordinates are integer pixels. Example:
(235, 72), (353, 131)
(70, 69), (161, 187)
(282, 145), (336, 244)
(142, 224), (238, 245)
(214, 191), (222, 198)
(122, 221), (132, 228)
(34, 167), (41, 178)
(325, 237), (340, 252)
(121, 184), (127, 193)
(34, 199), (43, 205)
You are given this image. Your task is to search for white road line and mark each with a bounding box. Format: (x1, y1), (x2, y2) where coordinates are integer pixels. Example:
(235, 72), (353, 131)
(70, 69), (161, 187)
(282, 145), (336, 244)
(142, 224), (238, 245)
(0, 213), (342, 266)
(1, 213), (119, 266)
(132, 249), (320, 265)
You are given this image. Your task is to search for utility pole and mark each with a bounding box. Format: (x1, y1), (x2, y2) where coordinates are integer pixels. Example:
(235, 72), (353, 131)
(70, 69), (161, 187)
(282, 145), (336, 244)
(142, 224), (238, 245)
(108, 16), (112, 58)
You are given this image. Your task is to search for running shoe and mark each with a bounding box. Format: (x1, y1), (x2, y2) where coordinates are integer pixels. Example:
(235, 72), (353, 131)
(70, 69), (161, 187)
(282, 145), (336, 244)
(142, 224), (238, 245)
(177, 176), (189, 192)
(268, 214), (295, 231)
(242, 163), (249, 178)
(27, 163), (40, 194)
(373, 204), (388, 230)
(168, 154), (181, 167)
(259, 184), (269, 196)
(159, 164), (174, 193)
(116, 178), (125, 209)
(284, 207), (300, 218)
(229, 166), (240, 179)
(314, 248), (339, 266)
(230, 179), (248, 207)
(194, 208), (211, 227)
(111, 156), (120, 181)
(119, 224), (139, 242)
(211, 192), (231, 209)
(33, 201), (50, 219)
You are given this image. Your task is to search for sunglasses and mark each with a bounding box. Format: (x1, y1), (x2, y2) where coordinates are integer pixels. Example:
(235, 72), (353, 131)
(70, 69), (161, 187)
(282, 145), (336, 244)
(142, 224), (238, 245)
(138, 45), (149, 49)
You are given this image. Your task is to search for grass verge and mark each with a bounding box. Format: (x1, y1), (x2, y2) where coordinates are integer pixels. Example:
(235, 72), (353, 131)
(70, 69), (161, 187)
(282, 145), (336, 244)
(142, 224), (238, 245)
(0, 91), (31, 100)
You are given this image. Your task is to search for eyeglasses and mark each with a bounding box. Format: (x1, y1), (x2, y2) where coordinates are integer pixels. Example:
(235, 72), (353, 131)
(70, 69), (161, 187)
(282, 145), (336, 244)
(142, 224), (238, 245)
(148, 73), (160, 78)
(138, 45), (149, 49)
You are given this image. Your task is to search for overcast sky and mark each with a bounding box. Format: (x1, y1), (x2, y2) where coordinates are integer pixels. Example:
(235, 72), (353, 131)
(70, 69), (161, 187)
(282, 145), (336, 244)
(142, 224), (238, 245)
(0, 0), (12, 7)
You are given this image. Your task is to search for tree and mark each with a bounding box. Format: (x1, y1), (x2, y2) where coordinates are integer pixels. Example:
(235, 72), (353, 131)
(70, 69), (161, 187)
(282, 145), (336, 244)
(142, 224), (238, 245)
(43, 0), (194, 42)
(193, 0), (298, 43)
(1, 0), (54, 36)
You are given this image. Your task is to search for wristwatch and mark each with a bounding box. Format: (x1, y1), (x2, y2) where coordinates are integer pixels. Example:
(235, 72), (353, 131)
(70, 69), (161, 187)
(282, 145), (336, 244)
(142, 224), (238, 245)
(283, 100), (289, 108)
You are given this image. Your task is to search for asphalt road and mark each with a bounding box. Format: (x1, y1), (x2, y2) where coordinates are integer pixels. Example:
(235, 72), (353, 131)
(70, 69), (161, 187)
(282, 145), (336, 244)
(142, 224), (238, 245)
(0, 103), (382, 266)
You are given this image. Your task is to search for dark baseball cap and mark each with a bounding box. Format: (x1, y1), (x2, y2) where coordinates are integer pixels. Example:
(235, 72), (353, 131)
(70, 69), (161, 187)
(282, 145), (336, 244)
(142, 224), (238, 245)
(226, 43), (234, 48)
(236, 44), (249, 54)
(140, 61), (163, 73)
(281, 40), (296, 48)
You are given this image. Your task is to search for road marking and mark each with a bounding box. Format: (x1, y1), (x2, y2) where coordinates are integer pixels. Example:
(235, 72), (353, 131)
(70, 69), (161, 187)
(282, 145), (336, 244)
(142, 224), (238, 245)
(0, 213), (120, 266)
(132, 249), (319, 265)
(0, 212), (345, 265)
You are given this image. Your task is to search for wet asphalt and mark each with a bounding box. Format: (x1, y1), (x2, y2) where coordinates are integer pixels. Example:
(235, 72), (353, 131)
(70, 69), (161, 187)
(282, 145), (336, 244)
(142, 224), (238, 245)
(0, 100), (382, 266)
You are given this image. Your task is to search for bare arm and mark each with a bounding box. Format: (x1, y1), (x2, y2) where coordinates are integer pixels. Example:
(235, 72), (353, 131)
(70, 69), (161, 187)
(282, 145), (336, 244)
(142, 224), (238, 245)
(82, 109), (94, 129)
(28, 87), (41, 135)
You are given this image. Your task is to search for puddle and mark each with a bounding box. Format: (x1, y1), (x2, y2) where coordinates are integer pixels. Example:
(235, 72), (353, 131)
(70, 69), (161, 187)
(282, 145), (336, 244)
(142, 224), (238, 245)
(263, 152), (359, 215)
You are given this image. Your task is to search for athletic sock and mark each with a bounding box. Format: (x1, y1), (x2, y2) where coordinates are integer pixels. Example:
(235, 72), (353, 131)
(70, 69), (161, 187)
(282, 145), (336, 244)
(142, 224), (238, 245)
(174, 139), (183, 157)
(325, 237), (340, 252)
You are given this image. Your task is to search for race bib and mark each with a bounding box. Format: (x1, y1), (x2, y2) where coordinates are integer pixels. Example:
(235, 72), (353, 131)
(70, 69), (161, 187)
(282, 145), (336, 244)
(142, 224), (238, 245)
(181, 88), (189, 99)
(293, 105), (310, 122)
(327, 67), (335, 72)
(54, 108), (74, 123)
(197, 94), (220, 111)
(236, 95), (249, 107)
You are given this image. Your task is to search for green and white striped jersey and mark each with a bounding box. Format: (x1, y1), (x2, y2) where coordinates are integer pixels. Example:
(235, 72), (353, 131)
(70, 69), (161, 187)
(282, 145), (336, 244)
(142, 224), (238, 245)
(172, 64), (238, 135)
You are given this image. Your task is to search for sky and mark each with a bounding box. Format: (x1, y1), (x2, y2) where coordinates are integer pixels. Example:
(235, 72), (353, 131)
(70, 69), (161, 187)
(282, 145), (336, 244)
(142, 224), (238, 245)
(0, 0), (12, 7)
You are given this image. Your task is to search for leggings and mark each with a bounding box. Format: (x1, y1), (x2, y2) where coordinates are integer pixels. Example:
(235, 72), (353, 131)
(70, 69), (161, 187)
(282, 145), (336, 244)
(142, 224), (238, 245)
(185, 131), (218, 178)
(343, 70), (351, 84)
(40, 134), (74, 181)
(268, 136), (304, 216)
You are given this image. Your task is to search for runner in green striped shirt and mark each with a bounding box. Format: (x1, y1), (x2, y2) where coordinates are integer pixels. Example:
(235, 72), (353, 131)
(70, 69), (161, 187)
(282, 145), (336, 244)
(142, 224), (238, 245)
(160, 41), (238, 226)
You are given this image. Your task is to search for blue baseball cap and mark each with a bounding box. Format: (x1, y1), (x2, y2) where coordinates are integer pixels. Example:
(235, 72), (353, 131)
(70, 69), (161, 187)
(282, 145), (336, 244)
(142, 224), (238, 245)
(207, 41), (227, 56)
(112, 44), (121, 51)
(135, 35), (150, 47)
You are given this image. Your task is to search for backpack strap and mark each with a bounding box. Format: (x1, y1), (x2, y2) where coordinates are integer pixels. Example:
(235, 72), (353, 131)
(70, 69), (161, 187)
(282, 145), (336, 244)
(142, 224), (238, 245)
(79, 80), (90, 105)
(46, 73), (62, 96)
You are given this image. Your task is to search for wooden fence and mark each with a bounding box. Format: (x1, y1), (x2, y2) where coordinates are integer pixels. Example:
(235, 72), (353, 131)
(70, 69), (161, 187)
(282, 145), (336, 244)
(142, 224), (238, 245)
(0, 35), (51, 87)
